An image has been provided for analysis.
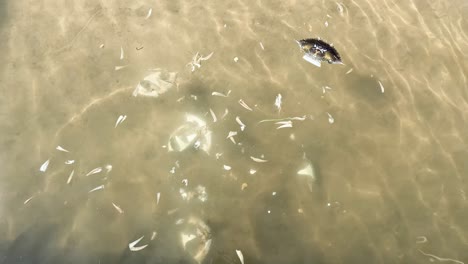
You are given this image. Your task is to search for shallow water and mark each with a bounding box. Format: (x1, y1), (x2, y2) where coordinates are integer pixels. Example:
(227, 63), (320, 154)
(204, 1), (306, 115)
(1, 0), (467, 263)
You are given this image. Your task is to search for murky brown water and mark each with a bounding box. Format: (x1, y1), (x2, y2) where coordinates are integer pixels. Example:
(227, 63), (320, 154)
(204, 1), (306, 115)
(1, 0), (467, 263)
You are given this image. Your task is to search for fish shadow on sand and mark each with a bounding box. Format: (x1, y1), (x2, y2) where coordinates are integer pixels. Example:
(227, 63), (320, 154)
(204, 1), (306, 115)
(248, 189), (326, 264)
(1, 222), (197, 264)
(344, 69), (394, 110)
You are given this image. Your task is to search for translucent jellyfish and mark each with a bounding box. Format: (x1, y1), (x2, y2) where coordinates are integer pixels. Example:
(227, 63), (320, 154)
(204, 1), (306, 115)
(168, 114), (212, 154)
(132, 69), (177, 97)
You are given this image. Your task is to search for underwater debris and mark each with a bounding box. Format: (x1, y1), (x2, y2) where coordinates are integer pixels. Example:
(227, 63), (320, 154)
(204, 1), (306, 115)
(275, 94), (282, 113)
(115, 65), (128, 71)
(238, 99), (253, 111)
(179, 185), (208, 202)
(416, 236), (427, 243)
(145, 8), (153, 19)
(297, 162), (317, 192)
(251, 156), (268, 163)
(196, 186), (208, 202)
(378, 81), (385, 93)
(182, 179), (188, 186)
(297, 163), (315, 178)
(276, 120), (292, 129)
(180, 188), (190, 201)
(236, 116), (246, 131)
(418, 250), (464, 264)
(212, 90), (231, 97)
(221, 108), (229, 119)
(209, 109), (217, 122)
(112, 203), (124, 214)
(227, 131), (238, 138)
(296, 38), (343, 67)
(241, 183), (248, 190)
(67, 170), (74, 184)
(236, 250), (245, 264)
(39, 159), (50, 172)
(187, 52), (214, 72)
(129, 236), (148, 251)
(115, 115), (127, 128)
(132, 69), (177, 97)
(322, 86), (332, 94)
(24, 196), (34, 205)
(258, 116), (306, 129)
(336, 2), (346, 16)
(89, 185), (104, 193)
(56, 146), (70, 152)
(181, 234), (197, 249)
(327, 112), (335, 124)
(258, 116), (306, 123)
(227, 131), (238, 144)
(86, 167), (102, 176)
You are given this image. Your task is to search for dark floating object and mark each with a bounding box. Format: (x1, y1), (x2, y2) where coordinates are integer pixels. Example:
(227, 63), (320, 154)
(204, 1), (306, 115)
(296, 38), (343, 67)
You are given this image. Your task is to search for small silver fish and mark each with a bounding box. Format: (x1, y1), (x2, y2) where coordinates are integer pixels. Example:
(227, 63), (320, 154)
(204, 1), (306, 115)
(296, 38), (343, 67)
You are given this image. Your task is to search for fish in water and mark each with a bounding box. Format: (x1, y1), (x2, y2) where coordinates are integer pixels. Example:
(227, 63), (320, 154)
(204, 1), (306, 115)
(296, 38), (343, 67)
